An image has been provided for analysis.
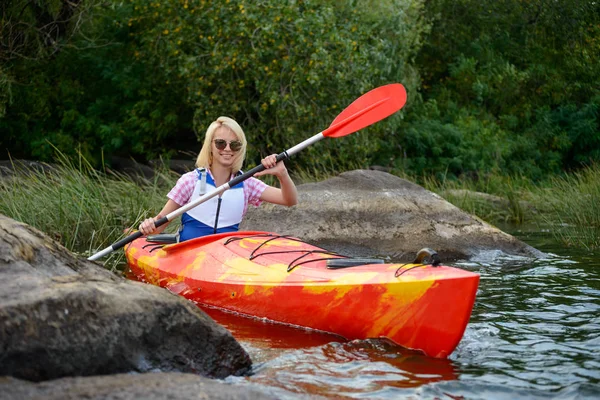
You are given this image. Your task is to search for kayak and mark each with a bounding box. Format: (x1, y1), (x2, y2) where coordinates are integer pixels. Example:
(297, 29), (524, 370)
(125, 231), (479, 358)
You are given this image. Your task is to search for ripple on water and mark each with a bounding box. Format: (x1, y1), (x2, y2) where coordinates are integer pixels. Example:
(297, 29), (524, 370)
(241, 340), (462, 398)
(214, 242), (599, 399)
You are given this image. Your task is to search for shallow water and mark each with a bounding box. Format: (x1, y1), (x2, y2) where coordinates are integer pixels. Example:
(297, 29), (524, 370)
(206, 226), (600, 399)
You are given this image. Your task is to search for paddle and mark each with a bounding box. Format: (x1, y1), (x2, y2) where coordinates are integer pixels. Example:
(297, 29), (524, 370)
(88, 83), (407, 261)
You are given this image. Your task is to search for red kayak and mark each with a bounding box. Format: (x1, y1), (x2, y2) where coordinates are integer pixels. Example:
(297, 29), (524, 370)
(126, 231), (479, 358)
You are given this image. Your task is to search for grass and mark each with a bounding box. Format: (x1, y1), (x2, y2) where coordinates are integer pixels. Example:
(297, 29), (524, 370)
(529, 164), (600, 250)
(422, 172), (537, 224)
(423, 164), (600, 250)
(1, 153), (598, 273)
(0, 152), (178, 271)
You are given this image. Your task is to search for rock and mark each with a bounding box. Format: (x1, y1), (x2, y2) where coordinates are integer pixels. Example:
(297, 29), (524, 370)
(0, 373), (280, 400)
(108, 156), (156, 182)
(442, 189), (536, 214)
(149, 159), (196, 175)
(241, 169), (544, 260)
(0, 160), (56, 178)
(0, 214), (252, 381)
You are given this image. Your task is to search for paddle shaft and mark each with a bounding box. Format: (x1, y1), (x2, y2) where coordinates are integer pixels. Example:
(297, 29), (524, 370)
(87, 132), (324, 261)
(87, 83), (407, 261)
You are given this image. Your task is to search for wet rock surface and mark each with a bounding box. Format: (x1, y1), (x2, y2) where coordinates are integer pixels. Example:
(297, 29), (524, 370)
(242, 169), (544, 261)
(0, 373), (279, 400)
(0, 214), (272, 398)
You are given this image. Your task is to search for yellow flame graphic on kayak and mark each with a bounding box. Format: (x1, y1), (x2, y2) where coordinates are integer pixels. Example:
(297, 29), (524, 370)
(177, 251), (207, 281)
(214, 255), (290, 297)
(300, 271), (379, 298)
(238, 237), (304, 250)
(368, 279), (435, 338)
(136, 250), (162, 286)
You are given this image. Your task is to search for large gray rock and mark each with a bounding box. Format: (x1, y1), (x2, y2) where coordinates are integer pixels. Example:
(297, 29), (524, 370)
(0, 215), (252, 381)
(0, 160), (56, 178)
(241, 169), (544, 260)
(0, 373), (279, 400)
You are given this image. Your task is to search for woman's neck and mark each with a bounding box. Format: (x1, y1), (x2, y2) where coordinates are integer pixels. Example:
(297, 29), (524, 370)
(210, 164), (233, 186)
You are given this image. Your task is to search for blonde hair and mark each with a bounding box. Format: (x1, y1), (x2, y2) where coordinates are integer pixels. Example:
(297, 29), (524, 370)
(195, 116), (247, 173)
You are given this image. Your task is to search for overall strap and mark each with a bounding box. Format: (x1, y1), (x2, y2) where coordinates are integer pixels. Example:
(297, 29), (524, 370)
(196, 168), (207, 195)
(211, 170), (241, 233)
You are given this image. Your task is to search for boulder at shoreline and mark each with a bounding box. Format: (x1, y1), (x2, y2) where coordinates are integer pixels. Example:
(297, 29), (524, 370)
(242, 169), (544, 261)
(0, 373), (281, 400)
(0, 214), (251, 381)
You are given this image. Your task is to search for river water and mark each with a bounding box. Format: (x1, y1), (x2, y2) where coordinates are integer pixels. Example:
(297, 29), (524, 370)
(203, 225), (600, 399)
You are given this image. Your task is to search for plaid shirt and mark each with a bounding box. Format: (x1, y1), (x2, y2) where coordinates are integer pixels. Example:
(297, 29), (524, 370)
(167, 169), (267, 217)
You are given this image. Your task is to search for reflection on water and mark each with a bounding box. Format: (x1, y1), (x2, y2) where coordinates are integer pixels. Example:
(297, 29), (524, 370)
(210, 226), (600, 399)
(248, 341), (457, 398)
(205, 305), (459, 398)
(202, 306), (345, 352)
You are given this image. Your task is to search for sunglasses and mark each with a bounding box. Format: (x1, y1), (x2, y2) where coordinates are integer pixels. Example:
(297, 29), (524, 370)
(213, 139), (242, 152)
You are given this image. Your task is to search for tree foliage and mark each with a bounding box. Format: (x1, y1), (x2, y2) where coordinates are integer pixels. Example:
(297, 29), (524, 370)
(1, 0), (425, 170)
(122, 0), (425, 168)
(0, 0), (598, 180)
(0, 0), (103, 116)
(398, 0), (600, 179)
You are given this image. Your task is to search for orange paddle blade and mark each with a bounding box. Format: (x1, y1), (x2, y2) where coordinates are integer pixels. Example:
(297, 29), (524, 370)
(323, 83), (407, 138)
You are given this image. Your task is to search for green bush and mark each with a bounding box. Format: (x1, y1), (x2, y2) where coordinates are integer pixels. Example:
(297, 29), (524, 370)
(2, 0), (598, 182)
(1, 0), (427, 173)
(406, 0), (600, 178)
(125, 0), (426, 169)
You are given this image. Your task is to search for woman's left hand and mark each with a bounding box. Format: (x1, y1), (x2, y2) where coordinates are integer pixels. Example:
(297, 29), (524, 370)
(256, 154), (287, 177)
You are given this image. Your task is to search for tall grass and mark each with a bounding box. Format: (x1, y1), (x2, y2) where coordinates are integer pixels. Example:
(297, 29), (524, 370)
(423, 165), (600, 250)
(1, 153), (597, 271)
(0, 153), (177, 271)
(530, 164), (600, 250)
(423, 172), (537, 224)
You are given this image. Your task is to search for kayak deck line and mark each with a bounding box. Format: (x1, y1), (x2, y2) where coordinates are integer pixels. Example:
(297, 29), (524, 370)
(145, 232), (426, 274)
(126, 230), (480, 358)
(226, 233), (346, 272)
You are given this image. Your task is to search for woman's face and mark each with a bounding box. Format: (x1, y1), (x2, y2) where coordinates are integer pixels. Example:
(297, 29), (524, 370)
(211, 126), (241, 169)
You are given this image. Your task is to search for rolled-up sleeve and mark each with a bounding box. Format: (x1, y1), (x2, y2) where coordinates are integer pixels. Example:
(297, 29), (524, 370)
(167, 172), (196, 206)
(244, 177), (268, 212)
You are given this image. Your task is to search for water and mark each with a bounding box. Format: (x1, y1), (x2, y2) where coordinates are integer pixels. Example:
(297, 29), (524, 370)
(205, 226), (600, 399)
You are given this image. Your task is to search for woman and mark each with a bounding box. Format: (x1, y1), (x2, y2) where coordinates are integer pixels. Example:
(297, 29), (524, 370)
(139, 116), (298, 241)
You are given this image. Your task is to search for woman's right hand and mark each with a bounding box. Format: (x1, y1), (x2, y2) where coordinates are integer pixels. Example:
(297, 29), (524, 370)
(137, 201), (180, 237)
(139, 217), (158, 236)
